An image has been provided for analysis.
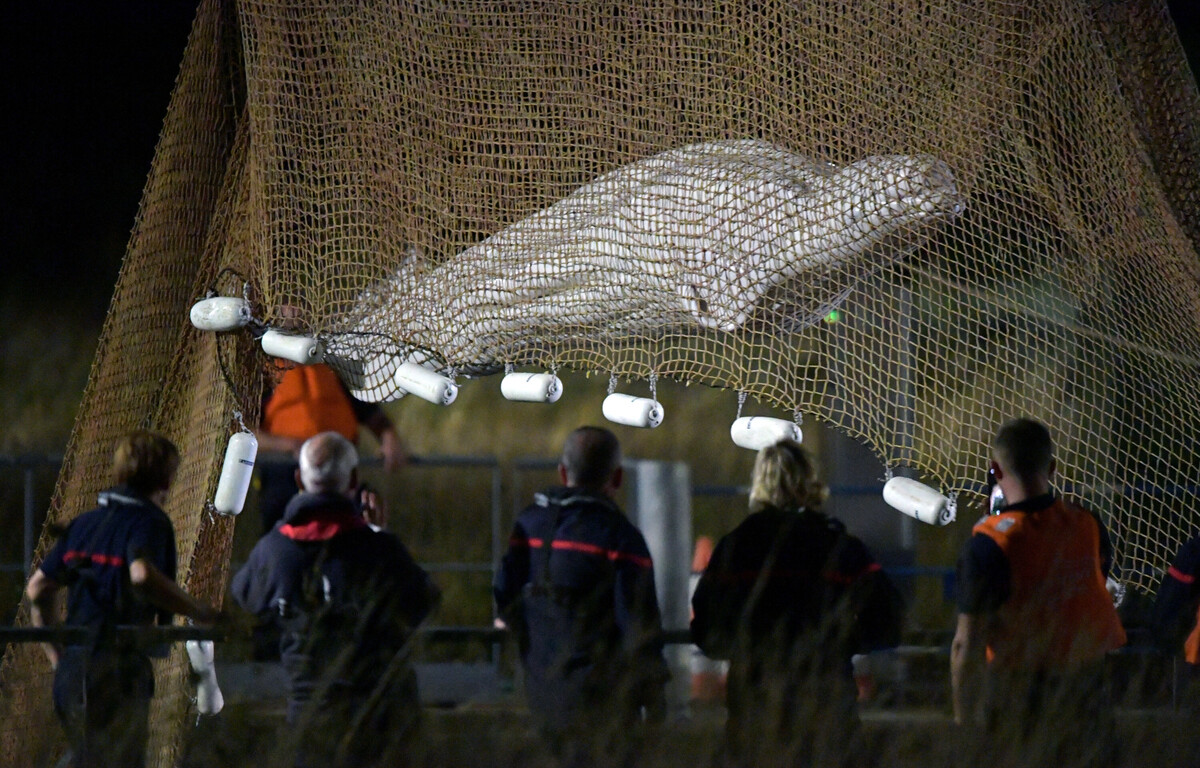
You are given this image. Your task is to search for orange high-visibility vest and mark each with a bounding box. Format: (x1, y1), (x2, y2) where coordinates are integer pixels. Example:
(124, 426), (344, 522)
(973, 498), (1126, 670)
(260, 364), (359, 442)
(1185, 604), (1200, 665)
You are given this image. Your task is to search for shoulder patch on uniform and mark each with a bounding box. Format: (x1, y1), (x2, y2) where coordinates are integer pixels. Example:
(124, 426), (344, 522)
(994, 517), (1016, 533)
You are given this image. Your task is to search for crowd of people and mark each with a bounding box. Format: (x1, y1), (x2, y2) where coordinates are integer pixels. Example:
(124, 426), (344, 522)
(22, 414), (1200, 768)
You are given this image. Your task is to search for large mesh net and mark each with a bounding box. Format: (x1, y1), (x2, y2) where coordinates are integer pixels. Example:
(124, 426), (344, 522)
(4, 0), (1200, 765)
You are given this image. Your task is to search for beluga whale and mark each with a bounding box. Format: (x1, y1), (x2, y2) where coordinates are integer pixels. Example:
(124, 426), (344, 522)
(327, 139), (964, 401)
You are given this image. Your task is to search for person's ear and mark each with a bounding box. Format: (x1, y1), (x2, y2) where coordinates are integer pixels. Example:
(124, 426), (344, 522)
(1047, 458), (1057, 479)
(609, 465), (623, 492)
(558, 463), (569, 486)
(294, 468), (304, 490)
(988, 459), (1002, 481)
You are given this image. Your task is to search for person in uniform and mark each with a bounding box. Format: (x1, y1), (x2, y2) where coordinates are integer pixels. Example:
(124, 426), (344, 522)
(952, 418), (1126, 768)
(691, 439), (903, 768)
(494, 426), (668, 768)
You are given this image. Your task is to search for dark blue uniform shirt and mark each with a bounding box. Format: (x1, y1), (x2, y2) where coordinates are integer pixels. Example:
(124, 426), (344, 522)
(494, 486), (668, 727)
(40, 487), (177, 645)
(1152, 533), (1200, 657)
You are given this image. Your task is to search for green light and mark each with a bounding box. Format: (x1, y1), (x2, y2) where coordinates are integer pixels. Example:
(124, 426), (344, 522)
(824, 309), (841, 323)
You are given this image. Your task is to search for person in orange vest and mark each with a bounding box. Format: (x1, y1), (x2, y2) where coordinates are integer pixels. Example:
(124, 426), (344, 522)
(1152, 531), (1200, 708)
(951, 418), (1126, 767)
(256, 363), (406, 535)
(687, 535), (727, 704)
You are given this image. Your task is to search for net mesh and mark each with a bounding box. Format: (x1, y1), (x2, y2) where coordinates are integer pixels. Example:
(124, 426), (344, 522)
(5, 0), (1200, 765)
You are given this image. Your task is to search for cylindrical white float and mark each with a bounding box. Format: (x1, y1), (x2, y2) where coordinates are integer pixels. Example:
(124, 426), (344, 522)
(602, 393), (664, 428)
(186, 639), (224, 715)
(213, 431), (257, 516)
(501, 372), (563, 403)
(189, 297), (251, 332)
(393, 361), (458, 405)
(260, 329), (323, 365)
(882, 476), (955, 526)
(729, 416), (802, 451)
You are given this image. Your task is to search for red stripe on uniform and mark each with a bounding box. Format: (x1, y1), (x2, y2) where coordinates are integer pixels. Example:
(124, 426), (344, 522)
(63, 551), (126, 568)
(714, 562), (882, 586)
(823, 562), (882, 585)
(512, 537), (652, 568)
(1169, 566), (1196, 584)
(552, 539), (653, 568)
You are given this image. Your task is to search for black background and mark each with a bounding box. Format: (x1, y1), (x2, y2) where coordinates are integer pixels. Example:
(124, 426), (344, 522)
(4, 2), (1199, 321)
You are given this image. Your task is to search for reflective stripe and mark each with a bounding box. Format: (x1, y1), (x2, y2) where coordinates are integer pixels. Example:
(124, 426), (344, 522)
(823, 561), (882, 585)
(63, 551), (126, 568)
(510, 536), (652, 568)
(1168, 565), (1196, 585)
(710, 561), (881, 586)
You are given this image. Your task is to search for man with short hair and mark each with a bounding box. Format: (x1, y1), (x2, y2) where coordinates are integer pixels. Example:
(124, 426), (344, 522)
(951, 418), (1125, 767)
(232, 431), (438, 768)
(495, 426), (669, 768)
(25, 430), (221, 768)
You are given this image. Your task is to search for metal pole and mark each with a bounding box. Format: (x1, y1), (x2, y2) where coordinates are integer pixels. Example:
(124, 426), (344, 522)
(625, 460), (693, 719)
(24, 467), (35, 578)
(490, 464), (503, 665)
(490, 465), (503, 573)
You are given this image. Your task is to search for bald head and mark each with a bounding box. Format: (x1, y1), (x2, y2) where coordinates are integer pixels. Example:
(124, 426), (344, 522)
(560, 426), (622, 492)
(298, 432), (358, 494)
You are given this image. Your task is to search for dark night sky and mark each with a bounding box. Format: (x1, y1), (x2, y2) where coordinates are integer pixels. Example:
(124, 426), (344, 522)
(5, 2), (196, 318)
(3, 2), (1199, 322)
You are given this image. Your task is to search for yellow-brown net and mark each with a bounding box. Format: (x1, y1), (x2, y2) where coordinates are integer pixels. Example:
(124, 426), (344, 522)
(4, 1), (1200, 765)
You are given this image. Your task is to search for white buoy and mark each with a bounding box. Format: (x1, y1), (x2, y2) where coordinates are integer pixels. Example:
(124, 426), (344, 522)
(882, 477), (955, 526)
(260, 329), (323, 365)
(213, 431), (257, 516)
(189, 297), (251, 332)
(602, 393), (664, 428)
(186, 639), (224, 715)
(393, 361), (458, 405)
(729, 416), (802, 451)
(501, 372), (563, 403)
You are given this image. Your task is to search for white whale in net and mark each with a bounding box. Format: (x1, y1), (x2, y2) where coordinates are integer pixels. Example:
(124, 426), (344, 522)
(330, 139), (963, 399)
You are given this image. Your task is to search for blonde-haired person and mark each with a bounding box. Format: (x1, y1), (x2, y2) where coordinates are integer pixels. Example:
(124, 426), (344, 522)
(25, 430), (220, 768)
(691, 439), (903, 768)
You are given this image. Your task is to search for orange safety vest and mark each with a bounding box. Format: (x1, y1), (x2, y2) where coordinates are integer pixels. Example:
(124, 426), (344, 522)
(260, 364), (359, 443)
(1186, 604), (1200, 665)
(973, 498), (1126, 670)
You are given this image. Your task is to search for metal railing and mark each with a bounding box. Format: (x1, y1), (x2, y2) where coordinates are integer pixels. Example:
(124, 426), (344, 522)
(3, 454), (955, 610)
(0, 454), (61, 578)
(0, 453), (503, 582)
